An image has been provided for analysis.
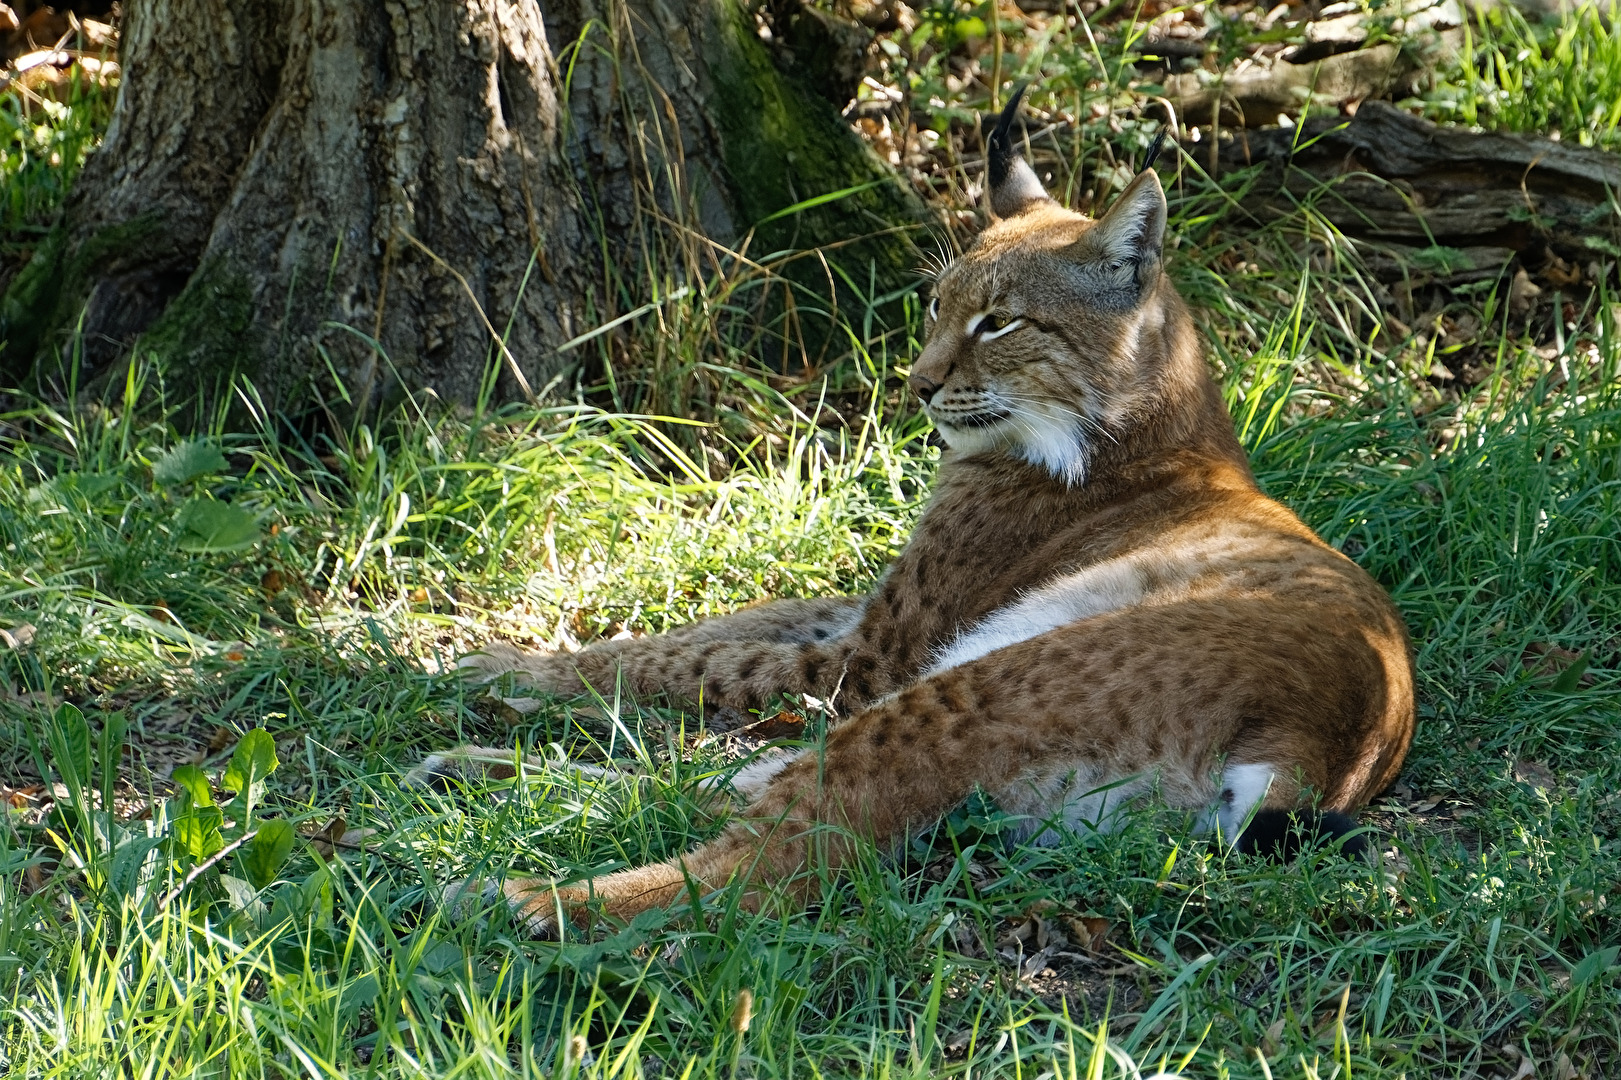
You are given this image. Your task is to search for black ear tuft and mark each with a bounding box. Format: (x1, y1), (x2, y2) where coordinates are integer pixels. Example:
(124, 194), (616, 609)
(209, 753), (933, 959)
(985, 84), (1052, 219)
(1141, 129), (1167, 174)
(986, 83), (1031, 193)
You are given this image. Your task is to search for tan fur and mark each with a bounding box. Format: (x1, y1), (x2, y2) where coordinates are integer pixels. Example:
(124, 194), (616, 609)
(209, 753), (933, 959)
(439, 159), (1415, 937)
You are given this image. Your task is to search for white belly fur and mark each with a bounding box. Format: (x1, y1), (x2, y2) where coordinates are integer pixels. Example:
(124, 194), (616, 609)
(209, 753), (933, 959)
(926, 531), (1270, 675)
(994, 760), (1276, 847)
(926, 529), (1284, 844)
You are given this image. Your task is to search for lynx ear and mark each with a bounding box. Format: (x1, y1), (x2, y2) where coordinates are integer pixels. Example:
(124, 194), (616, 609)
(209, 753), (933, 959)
(1089, 166), (1167, 274)
(1067, 164), (1168, 307)
(986, 85), (1053, 219)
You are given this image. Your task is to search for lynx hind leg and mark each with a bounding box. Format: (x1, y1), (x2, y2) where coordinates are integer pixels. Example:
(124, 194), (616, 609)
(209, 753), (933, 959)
(404, 743), (633, 791)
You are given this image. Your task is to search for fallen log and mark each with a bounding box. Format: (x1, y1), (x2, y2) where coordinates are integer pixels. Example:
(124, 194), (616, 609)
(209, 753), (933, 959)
(1162, 44), (1414, 129)
(1195, 101), (1621, 283)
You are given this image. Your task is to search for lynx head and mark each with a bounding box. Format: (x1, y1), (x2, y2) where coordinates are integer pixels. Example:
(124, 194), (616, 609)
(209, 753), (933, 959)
(911, 87), (1178, 485)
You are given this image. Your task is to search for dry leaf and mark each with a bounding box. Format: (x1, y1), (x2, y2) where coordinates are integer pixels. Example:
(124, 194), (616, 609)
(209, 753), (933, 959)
(1509, 268), (1542, 315)
(207, 727), (237, 754)
(79, 18), (116, 49)
(1410, 796), (1445, 813)
(260, 569), (285, 595)
(1019, 944), (1059, 980)
(496, 695), (544, 716)
(0, 622), (34, 649)
(1261, 1016), (1287, 1057)
(996, 916), (1038, 951)
(1514, 760), (1557, 790)
(1523, 641), (1586, 677)
(1502, 1044), (1536, 1080)
(1061, 915), (1113, 951)
(741, 711), (805, 741)
(1542, 255), (1582, 288)
(948, 918), (985, 959)
(307, 816), (348, 860)
(1554, 1051), (1583, 1080)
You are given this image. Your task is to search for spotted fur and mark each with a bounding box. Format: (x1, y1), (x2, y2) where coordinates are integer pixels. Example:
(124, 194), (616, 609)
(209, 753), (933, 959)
(441, 98), (1415, 936)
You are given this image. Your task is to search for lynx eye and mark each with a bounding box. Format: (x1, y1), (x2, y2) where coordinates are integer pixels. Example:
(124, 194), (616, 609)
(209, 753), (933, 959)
(928, 296), (940, 321)
(975, 311), (1025, 341)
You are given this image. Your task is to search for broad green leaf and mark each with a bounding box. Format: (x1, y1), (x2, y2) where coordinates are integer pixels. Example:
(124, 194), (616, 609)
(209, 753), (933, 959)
(170, 765), (215, 810)
(238, 820), (295, 889)
(1571, 945), (1619, 986)
(629, 907), (667, 933)
(421, 941), (466, 975)
(153, 440), (228, 486)
(172, 805), (224, 861)
(175, 498), (261, 553)
(1552, 651), (1590, 693)
(303, 865), (334, 928)
(28, 471), (120, 511)
(98, 711), (127, 804)
(219, 873), (261, 912)
(221, 729), (278, 799)
(48, 703), (91, 794)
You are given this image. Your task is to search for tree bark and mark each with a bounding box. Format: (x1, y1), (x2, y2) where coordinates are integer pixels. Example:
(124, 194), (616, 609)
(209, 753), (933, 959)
(1, 0), (923, 412)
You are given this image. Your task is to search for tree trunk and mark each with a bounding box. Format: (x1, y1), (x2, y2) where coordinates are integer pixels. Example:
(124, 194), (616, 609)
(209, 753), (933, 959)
(1, 0), (923, 412)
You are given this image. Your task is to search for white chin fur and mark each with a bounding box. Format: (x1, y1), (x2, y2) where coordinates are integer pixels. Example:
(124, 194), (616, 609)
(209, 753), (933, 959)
(1013, 401), (1089, 485)
(934, 403), (1088, 485)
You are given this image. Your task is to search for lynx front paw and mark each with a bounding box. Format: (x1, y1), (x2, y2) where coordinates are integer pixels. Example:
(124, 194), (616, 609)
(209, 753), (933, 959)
(456, 640), (540, 679)
(440, 875), (567, 939)
(457, 641), (577, 695)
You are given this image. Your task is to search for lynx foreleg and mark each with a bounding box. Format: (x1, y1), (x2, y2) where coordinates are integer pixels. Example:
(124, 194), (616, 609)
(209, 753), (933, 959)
(461, 635), (873, 711)
(459, 597), (871, 710)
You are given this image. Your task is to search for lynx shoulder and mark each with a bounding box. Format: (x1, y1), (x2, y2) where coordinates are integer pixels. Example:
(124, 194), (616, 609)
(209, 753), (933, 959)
(433, 90), (1415, 936)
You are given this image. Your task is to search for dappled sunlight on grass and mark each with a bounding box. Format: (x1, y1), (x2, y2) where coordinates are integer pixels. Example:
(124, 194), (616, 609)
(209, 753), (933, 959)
(3, 8), (1621, 1075)
(2, 283), (1617, 1075)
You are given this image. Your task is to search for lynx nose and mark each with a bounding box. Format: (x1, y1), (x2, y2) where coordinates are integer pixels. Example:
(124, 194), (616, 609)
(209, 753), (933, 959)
(908, 372), (942, 403)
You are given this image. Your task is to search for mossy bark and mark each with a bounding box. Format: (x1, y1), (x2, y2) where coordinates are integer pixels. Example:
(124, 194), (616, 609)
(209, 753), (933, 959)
(709, 3), (916, 268)
(0, 0), (924, 415)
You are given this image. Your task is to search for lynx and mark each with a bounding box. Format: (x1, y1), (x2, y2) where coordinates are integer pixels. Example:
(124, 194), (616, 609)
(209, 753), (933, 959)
(428, 91), (1416, 936)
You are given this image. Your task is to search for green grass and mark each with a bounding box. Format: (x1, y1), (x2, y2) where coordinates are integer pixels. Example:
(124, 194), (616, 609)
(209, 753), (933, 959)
(1420, 1), (1621, 149)
(0, 73), (114, 257)
(3, 8), (1621, 1079)
(2, 227), (1618, 1077)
